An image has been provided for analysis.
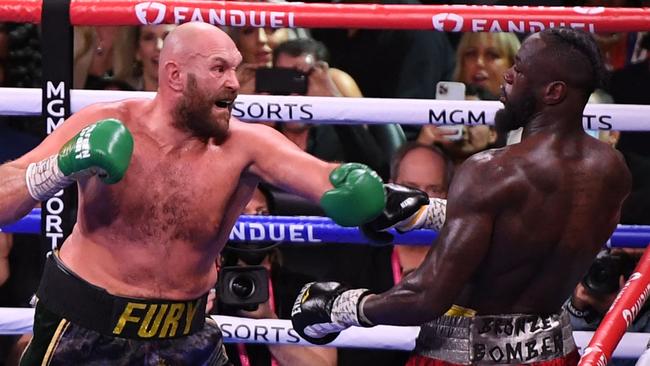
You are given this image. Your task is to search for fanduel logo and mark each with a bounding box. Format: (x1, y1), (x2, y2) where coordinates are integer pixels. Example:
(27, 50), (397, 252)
(431, 13), (464, 32)
(135, 2), (167, 25)
(573, 6), (605, 15)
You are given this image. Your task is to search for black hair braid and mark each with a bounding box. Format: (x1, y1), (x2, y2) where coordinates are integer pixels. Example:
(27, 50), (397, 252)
(542, 27), (608, 92)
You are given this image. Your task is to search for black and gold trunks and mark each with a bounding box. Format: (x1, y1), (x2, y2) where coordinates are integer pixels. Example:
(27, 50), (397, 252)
(20, 254), (230, 366)
(36, 253), (207, 340)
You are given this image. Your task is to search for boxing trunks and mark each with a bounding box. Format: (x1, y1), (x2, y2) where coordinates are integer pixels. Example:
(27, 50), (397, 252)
(406, 307), (579, 366)
(20, 253), (231, 366)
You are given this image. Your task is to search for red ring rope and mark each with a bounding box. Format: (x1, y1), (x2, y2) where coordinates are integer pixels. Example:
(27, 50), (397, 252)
(1, 1), (650, 32)
(579, 247), (650, 366)
(0, 0), (41, 23)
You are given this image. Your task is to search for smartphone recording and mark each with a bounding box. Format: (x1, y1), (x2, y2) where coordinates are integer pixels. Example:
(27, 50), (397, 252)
(255, 67), (309, 95)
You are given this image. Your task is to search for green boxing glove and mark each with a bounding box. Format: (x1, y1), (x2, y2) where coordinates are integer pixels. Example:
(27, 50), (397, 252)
(26, 119), (134, 201)
(320, 163), (386, 227)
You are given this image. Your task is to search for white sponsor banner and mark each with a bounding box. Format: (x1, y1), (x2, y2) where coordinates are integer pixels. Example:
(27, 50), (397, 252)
(1, 88), (649, 131)
(1, 307), (649, 358)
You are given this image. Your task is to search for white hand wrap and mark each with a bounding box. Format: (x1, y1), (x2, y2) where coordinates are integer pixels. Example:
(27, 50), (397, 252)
(303, 288), (371, 338)
(331, 288), (370, 328)
(396, 197), (447, 232)
(25, 155), (74, 201)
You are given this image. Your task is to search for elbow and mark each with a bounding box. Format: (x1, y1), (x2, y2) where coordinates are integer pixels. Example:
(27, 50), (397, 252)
(410, 291), (453, 324)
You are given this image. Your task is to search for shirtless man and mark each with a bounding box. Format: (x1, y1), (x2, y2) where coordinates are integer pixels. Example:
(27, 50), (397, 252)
(0, 23), (385, 365)
(292, 28), (631, 366)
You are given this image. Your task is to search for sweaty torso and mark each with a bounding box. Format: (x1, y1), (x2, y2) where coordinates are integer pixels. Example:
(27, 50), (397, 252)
(457, 132), (629, 315)
(59, 100), (258, 300)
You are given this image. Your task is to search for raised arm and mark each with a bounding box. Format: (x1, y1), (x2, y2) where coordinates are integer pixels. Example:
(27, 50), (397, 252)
(362, 155), (499, 325)
(291, 151), (511, 343)
(0, 103), (132, 225)
(244, 122), (385, 227)
(246, 123), (336, 203)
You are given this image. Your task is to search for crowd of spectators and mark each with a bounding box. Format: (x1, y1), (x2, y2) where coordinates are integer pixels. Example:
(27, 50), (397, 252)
(1, 0), (650, 364)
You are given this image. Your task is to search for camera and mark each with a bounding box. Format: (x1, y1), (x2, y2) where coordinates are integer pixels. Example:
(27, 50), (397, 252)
(255, 67), (308, 95)
(217, 265), (269, 311)
(581, 251), (636, 296)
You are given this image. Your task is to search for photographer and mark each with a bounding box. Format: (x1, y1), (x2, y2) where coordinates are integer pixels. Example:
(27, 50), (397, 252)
(566, 249), (650, 332)
(211, 185), (336, 366)
(269, 38), (389, 179)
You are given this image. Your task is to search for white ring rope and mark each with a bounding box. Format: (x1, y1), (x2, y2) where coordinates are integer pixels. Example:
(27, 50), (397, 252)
(3, 87), (650, 130)
(0, 307), (648, 358)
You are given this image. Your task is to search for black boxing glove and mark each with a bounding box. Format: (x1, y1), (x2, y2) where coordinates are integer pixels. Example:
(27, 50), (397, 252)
(291, 282), (373, 345)
(361, 183), (447, 245)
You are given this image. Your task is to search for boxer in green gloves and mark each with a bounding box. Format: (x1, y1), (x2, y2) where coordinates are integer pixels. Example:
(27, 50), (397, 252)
(0, 22), (396, 366)
(25, 119), (133, 201)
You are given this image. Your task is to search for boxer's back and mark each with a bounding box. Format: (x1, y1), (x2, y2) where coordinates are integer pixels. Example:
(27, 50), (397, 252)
(460, 131), (630, 315)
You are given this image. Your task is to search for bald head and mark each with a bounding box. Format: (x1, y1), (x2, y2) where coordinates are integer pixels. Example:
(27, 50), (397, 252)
(160, 22), (240, 66)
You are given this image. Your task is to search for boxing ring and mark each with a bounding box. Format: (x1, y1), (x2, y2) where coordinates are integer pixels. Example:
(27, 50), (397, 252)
(1, 0), (650, 364)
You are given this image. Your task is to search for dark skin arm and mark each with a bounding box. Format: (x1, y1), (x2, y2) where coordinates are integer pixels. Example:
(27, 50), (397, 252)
(363, 152), (509, 325)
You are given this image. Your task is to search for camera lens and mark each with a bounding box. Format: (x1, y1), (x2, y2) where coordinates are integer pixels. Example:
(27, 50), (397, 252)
(229, 274), (256, 299)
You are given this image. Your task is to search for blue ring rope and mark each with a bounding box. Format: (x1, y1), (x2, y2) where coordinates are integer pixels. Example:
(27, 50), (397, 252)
(1, 209), (648, 248)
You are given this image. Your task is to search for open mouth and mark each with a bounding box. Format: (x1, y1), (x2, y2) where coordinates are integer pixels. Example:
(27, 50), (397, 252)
(215, 100), (233, 109)
(472, 72), (489, 84)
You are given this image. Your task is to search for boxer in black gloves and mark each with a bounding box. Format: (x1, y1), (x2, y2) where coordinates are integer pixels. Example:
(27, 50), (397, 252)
(292, 28), (631, 366)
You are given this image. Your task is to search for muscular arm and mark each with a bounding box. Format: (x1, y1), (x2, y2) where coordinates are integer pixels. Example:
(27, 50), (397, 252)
(0, 103), (125, 225)
(363, 153), (506, 325)
(0, 161), (37, 225)
(245, 123), (336, 202)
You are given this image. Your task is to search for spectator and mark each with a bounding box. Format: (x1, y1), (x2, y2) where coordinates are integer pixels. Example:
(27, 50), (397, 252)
(453, 32), (520, 98)
(113, 24), (177, 91)
(214, 185), (337, 366)
(229, 23), (308, 94)
(271, 38), (388, 176)
(417, 33), (520, 162)
(310, 0), (456, 140)
(389, 143), (454, 278)
(266, 38), (404, 366)
(367, 143), (453, 366)
(417, 85), (500, 166)
(73, 26), (123, 89)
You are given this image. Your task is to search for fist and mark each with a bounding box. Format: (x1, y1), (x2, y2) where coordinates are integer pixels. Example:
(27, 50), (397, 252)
(58, 118), (134, 184)
(291, 282), (370, 345)
(361, 183), (430, 244)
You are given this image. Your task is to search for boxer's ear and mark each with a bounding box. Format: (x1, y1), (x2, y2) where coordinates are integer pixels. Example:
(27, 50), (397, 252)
(543, 81), (566, 105)
(164, 61), (183, 92)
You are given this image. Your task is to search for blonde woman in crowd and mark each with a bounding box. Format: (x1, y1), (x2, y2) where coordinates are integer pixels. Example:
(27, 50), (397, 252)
(73, 26), (125, 89)
(453, 32), (520, 98)
(113, 24), (177, 91)
(229, 24), (362, 98)
(418, 32), (521, 164)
